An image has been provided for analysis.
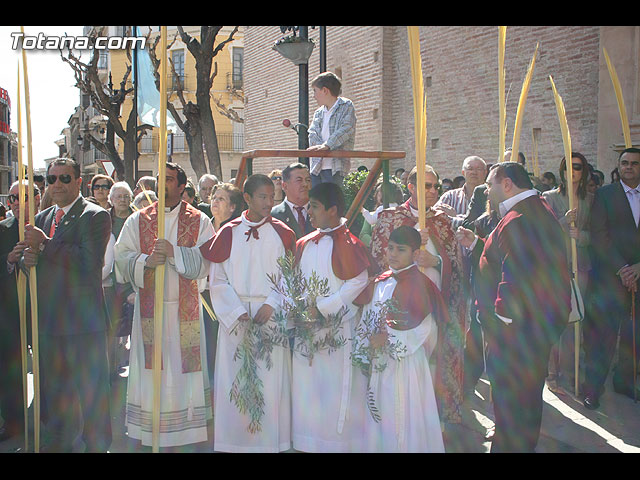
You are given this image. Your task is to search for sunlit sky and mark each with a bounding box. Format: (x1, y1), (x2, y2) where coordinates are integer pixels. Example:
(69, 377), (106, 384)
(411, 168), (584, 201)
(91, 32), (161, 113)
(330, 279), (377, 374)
(0, 26), (86, 170)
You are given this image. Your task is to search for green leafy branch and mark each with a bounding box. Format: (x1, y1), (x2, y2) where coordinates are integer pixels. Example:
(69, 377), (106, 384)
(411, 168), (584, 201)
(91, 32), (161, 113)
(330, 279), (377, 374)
(268, 251), (348, 366)
(351, 298), (408, 422)
(229, 315), (290, 434)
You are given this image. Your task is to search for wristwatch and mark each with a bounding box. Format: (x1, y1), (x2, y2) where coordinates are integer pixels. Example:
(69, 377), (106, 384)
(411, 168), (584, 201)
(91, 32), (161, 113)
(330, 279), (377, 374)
(38, 238), (49, 253)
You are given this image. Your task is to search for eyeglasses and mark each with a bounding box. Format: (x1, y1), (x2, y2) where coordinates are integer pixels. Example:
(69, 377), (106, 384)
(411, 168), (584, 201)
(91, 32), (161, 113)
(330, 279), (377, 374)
(113, 194), (131, 201)
(92, 184), (111, 191)
(571, 164), (583, 171)
(271, 176), (282, 181)
(46, 174), (73, 185)
(8, 194), (28, 203)
(425, 182), (441, 191)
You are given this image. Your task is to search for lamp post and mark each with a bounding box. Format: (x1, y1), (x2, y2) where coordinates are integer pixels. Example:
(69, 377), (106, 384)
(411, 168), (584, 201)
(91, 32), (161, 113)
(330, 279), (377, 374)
(274, 26), (315, 165)
(298, 26), (309, 160)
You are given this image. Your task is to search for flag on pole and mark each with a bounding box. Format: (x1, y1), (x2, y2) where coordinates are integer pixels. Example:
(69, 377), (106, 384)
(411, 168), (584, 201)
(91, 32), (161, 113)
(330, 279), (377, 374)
(133, 26), (177, 130)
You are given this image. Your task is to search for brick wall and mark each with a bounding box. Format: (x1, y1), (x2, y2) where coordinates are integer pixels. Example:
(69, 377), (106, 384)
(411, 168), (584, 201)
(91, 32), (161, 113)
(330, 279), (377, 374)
(245, 26), (602, 181)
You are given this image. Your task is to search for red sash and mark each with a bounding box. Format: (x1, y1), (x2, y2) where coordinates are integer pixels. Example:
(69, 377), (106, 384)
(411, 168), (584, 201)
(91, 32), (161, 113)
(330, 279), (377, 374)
(138, 201), (202, 373)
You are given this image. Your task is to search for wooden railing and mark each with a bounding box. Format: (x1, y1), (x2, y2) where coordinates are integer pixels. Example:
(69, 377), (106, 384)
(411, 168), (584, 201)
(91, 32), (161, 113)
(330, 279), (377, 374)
(233, 149), (406, 229)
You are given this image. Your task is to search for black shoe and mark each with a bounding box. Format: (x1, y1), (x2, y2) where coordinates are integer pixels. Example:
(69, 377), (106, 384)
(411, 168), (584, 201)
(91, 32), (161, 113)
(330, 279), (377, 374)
(583, 395), (600, 410)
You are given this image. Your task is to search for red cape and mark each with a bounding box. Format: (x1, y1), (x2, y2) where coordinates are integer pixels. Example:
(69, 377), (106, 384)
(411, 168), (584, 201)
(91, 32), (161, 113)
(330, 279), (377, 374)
(200, 213), (296, 263)
(294, 223), (373, 281)
(353, 264), (450, 330)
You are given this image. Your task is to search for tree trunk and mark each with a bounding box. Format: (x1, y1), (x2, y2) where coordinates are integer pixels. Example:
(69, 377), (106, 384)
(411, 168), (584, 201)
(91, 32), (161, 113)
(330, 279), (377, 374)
(195, 56), (223, 181)
(186, 129), (207, 179)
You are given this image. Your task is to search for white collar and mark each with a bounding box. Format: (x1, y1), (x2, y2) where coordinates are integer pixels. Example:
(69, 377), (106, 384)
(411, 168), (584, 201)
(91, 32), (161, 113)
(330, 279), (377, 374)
(498, 189), (538, 217)
(390, 263), (417, 275)
(56, 193), (82, 215)
(318, 217), (346, 233)
(620, 180), (640, 193)
(284, 197), (310, 212)
(241, 210), (269, 228)
(164, 201), (182, 215)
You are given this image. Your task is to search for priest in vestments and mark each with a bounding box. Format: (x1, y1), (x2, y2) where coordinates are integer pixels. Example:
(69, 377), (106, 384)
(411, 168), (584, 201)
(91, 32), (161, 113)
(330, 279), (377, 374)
(203, 174), (296, 453)
(114, 163), (214, 448)
(370, 165), (466, 426)
(292, 182), (371, 453)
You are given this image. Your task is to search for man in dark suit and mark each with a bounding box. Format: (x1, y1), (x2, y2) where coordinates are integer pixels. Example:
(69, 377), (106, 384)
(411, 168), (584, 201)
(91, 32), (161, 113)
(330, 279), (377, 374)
(582, 148), (640, 409)
(270, 162), (313, 239)
(0, 181), (40, 445)
(461, 184), (489, 230)
(473, 162), (571, 453)
(22, 158), (112, 453)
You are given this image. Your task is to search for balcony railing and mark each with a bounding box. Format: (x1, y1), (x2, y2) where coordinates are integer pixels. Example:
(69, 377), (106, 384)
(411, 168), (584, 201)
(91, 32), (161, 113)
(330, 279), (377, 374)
(217, 133), (244, 152)
(226, 71), (243, 90)
(167, 73), (188, 93)
(140, 132), (244, 154)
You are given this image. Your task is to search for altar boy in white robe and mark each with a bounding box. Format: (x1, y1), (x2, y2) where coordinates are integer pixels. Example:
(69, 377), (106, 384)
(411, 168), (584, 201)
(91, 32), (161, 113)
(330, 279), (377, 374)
(114, 162), (214, 449)
(352, 226), (447, 452)
(203, 174), (296, 452)
(292, 182), (371, 452)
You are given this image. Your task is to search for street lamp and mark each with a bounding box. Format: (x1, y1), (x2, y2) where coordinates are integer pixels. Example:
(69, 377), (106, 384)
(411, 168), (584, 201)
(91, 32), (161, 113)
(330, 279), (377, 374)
(274, 26), (315, 164)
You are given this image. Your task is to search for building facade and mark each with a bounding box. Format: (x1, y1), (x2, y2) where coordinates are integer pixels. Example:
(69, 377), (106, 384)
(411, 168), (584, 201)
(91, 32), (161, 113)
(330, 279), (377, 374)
(243, 26), (639, 181)
(110, 26), (245, 184)
(0, 86), (12, 197)
(63, 26), (245, 191)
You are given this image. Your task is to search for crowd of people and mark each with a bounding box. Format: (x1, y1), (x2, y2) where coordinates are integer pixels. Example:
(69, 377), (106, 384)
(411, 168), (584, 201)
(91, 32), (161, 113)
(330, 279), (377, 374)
(0, 70), (639, 454)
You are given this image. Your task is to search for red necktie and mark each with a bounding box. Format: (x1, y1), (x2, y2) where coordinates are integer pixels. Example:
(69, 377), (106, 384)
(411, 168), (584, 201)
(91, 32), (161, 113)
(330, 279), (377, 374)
(49, 209), (64, 237)
(294, 206), (306, 233)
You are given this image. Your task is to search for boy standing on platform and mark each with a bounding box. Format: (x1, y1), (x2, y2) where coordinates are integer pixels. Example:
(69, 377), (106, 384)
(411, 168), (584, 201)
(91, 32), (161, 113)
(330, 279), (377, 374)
(307, 72), (357, 188)
(353, 226), (446, 452)
(291, 182), (370, 452)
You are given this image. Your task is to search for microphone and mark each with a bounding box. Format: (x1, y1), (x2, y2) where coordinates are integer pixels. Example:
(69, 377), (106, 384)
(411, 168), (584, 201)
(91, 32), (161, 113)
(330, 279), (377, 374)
(282, 119), (308, 134)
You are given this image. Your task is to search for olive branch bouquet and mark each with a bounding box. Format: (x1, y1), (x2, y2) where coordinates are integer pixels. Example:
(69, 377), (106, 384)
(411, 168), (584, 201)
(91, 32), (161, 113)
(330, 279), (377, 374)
(351, 298), (408, 422)
(267, 251), (348, 367)
(229, 304), (290, 434)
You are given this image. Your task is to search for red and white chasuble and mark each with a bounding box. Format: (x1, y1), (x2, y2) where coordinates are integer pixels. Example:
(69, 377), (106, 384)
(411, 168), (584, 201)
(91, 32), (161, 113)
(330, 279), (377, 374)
(206, 212), (296, 453)
(114, 201), (214, 447)
(291, 220), (371, 453)
(352, 264), (446, 452)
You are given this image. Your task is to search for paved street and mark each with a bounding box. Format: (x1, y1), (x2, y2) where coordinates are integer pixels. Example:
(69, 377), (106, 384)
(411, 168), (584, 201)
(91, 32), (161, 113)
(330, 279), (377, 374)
(2, 360), (640, 453)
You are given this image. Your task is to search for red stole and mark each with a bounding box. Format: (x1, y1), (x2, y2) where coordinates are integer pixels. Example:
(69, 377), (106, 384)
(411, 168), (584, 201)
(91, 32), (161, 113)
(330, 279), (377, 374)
(294, 223), (371, 280)
(353, 264), (450, 330)
(138, 201), (202, 373)
(199, 212), (296, 263)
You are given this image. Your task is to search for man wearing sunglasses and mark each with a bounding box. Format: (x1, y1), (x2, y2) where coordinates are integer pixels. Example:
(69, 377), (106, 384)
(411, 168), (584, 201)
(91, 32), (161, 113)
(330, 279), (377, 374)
(20, 157), (113, 452)
(0, 180), (40, 447)
(370, 164), (467, 434)
(583, 147), (640, 409)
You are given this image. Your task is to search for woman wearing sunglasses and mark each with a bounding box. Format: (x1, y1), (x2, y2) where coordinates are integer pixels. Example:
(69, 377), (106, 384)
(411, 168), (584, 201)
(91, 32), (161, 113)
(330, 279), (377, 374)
(542, 152), (594, 393)
(89, 174), (115, 211)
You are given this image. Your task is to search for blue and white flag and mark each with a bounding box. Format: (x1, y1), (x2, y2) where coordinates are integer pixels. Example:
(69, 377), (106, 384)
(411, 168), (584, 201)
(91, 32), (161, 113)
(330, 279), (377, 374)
(133, 26), (177, 130)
